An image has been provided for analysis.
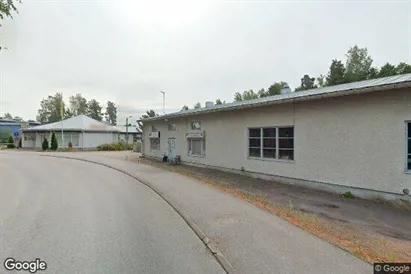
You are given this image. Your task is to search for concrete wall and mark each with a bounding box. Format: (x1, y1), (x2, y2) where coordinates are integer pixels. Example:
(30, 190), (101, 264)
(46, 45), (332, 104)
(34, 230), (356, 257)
(82, 132), (116, 148)
(143, 88), (411, 196)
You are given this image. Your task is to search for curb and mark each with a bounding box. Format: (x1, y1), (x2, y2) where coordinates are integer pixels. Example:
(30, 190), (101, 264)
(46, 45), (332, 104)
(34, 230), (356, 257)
(37, 154), (235, 274)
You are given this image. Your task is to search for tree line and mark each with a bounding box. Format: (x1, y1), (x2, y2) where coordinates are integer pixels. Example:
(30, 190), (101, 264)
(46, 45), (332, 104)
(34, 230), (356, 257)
(37, 93), (118, 125)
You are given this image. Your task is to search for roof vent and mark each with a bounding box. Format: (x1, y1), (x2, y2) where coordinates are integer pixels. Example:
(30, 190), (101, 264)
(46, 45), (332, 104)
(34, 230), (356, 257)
(205, 101), (214, 108)
(280, 85), (292, 94)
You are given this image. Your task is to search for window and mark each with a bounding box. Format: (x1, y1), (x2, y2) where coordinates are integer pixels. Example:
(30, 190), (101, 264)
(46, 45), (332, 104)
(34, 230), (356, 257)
(407, 122), (411, 171)
(188, 139), (206, 156)
(190, 121), (201, 130)
(168, 123), (176, 131)
(248, 127), (294, 161)
(152, 125), (158, 132)
(150, 138), (160, 150)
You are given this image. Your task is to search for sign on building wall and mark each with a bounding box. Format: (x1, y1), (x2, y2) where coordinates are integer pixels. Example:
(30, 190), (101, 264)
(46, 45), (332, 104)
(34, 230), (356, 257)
(185, 131), (205, 138)
(148, 131), (160, 138)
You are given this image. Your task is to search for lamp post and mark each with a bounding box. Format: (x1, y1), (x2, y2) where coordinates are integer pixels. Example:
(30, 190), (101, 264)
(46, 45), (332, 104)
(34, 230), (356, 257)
(125, 116), (132, 144)
(0, 45), (8, 118)
(160, 91), (165, 114)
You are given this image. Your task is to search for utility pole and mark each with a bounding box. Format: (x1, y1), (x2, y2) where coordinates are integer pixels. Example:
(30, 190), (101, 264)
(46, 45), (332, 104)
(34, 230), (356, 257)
(125, 116), (132, 144)
(160, 91), (165, 114)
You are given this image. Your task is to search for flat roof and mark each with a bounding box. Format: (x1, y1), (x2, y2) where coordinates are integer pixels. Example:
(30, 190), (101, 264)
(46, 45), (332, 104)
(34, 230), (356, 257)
(141, 73), (411, 122)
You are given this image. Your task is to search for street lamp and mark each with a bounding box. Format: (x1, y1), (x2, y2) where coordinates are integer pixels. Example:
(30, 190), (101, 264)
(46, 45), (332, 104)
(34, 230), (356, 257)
(160, 91), (165, 114)
(0, 46), (8, 118)
(125, 116), (132, 144)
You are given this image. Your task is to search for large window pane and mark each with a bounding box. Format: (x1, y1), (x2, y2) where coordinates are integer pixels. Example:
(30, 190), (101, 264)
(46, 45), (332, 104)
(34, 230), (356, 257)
(408, 155), (411, 171)
(249, 128), (261, 138)
(263, 149), (276, 159)
(249, 138), (261, 147)
(150, 138), (160, 150)
(249, 148), (261, 157)
(279, 127), (294, 137)
(279, 138), (294, 149)
(191, 139), (202, 155)
(263, 138), (276, 148)
(408, 139), (411, 154)
(408, 122), (411, 138)
(279, 149), (294, 160)
(263, 128), (276, 137)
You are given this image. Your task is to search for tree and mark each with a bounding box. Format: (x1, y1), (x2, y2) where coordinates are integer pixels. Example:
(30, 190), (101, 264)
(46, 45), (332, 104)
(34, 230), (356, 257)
(69, 93), (88, 116)
(267, 82), (288, 96)
(215, 98), (223, 105)
(105, 101), (117, 125)
(395, 62), (411, 75)
(316, 74), (326, 87)
(377, 63), (396, 78)
(42, 138), (49, 151)
(234, 92), (243, 101)
(234, 90), (259, 101)
(181, 105), (189, 111)
(368, 67), (379, 79)
(64, 108), (74, 119)
(37, 92), (65, 123)
(87, 99), (103, 121)
(7, 136), (14, 148)
(50, 132), (58, 150)
(0, 129), (11, 143)
(3, 112), (12, 119)
(326, 59), (346, 86)
(0, 0), (21, 19)
(138, 110), (158, 131)
(295, 74), (317, 91)
(194, 102), (201, 109)
(257, 88), (267, 98)
(18, 137), (21, 148)
(345, 45), (373, 82)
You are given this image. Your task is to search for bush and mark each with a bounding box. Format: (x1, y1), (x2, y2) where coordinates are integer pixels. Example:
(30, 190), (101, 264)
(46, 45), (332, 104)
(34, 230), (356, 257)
(96, 142), (127, 151)
(7, 136), (15, 148)
(343, 191), (355, 198)
(42, 138), (49, 151)
(50, 132), (58, 151)
(18, 138), (22, 148)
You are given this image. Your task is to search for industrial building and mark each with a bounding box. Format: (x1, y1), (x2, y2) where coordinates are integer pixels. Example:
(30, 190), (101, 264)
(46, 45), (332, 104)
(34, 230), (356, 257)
(140, 74), (411, 200)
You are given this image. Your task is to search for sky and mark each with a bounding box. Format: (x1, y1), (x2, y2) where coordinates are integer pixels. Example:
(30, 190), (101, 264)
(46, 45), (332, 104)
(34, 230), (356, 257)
(0, 0), (410, 124)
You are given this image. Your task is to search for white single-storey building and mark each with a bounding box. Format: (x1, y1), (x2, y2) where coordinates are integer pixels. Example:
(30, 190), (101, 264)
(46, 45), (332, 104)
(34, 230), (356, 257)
(22, 115), (122, 149)
(115, 125), (142, 145)
(140, 74), (411, 200)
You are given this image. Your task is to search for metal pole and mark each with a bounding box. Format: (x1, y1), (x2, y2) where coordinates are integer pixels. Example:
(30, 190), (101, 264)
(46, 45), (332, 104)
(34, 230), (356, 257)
(160, 91), (165, 114)
(61, 93), (64, 148)
(125, 117), (129, 143)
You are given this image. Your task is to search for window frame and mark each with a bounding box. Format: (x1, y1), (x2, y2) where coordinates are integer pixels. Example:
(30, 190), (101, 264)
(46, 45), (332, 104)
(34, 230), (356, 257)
(190, 121), (201, 131)
(247, 126), (295, 162)
(188, 138), (206, 157)
(406, 121), (411, 173)
(150, 138), (160, 151)
(168, 123), (176, 131)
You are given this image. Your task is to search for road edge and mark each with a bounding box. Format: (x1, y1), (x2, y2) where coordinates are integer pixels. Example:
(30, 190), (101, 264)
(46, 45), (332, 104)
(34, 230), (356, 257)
(37, 154), (235, 274)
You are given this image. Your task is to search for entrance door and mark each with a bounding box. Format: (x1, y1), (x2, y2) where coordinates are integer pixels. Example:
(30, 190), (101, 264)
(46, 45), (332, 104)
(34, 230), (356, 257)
(168, 138), (176, 159)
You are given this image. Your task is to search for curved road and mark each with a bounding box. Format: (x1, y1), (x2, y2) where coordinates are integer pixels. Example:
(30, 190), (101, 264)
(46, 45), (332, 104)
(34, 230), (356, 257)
(0, 154), (224, 273)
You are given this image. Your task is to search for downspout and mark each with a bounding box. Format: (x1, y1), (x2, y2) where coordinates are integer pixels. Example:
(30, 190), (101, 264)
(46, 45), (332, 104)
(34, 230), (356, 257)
(82, 130), (85, 151)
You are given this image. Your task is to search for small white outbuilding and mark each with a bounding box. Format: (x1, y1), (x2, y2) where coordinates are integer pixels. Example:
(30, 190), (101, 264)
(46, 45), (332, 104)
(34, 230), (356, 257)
(21, 115), (121, 150)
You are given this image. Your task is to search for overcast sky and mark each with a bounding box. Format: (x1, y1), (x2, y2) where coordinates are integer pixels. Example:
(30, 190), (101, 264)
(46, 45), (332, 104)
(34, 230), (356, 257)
(0, 0), (410, 123)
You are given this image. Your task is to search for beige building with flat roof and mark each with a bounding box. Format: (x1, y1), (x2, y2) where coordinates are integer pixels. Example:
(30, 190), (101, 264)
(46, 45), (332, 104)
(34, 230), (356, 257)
(140, 74), (411, 200)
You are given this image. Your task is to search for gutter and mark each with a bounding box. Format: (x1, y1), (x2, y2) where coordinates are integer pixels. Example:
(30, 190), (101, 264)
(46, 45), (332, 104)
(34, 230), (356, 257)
(142, 82), (411, 122)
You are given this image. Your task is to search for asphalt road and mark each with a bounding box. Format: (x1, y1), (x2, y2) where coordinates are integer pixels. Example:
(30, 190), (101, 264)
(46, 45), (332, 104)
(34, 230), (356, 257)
(0, 154), (224, 274)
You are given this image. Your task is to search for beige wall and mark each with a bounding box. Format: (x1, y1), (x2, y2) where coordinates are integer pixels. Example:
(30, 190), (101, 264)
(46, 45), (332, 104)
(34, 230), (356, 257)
(143, 88), (411, 194)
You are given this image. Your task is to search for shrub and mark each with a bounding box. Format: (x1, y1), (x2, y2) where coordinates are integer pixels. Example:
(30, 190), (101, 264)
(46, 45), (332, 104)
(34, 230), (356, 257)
(96, 142), (127, 151)
(50, 132), (58, 151)
(42, 138), (49, 151)
(18, 138), (22, 148)
(7, 136), (15, 148)
(343, 191), (355, 198)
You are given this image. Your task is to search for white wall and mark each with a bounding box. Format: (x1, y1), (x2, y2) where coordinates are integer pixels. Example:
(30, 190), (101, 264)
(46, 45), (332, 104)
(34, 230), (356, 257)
(143, 88), (411, 195)
(82, 132), (116, 148)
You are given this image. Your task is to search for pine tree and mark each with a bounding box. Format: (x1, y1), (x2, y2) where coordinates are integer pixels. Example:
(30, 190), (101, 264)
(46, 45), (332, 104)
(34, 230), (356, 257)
(50, 132), (58, 151)
(42, 138), (49, 151)
(18, 138), (22, 148)
(7, 136), (15, 148)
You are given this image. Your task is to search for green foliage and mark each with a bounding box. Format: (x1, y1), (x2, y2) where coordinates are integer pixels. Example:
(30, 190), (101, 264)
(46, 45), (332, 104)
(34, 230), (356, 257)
(266, 82), (288, 96)
(215, 98), (223, 105)
(105, 101), (117, 125)
(194, 102), (201, 109)
(0, 129), (11, 143)
(37, 92), (65, 123)
(377, 63), (396, 78)
(18, 138), (21, 148)
(295, 74), (317, 91)
(7, 136), (15, 148)
(395, 62), (411, 74)
(96, 142), (133, 151)
(343, 191), (355, 198)
(0, 0), (20, 19)
(42, 138), (49, 151)
(3, 112), (12, 119)
(87, 99), (103, 121)
(345, 45), (373, 82)
(234, 89), (259, 101)
(50, 132), (58, 150)
(69, 93), (89, 116)
(181, 105), (189, 111)
(326, 59), (346, 86)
